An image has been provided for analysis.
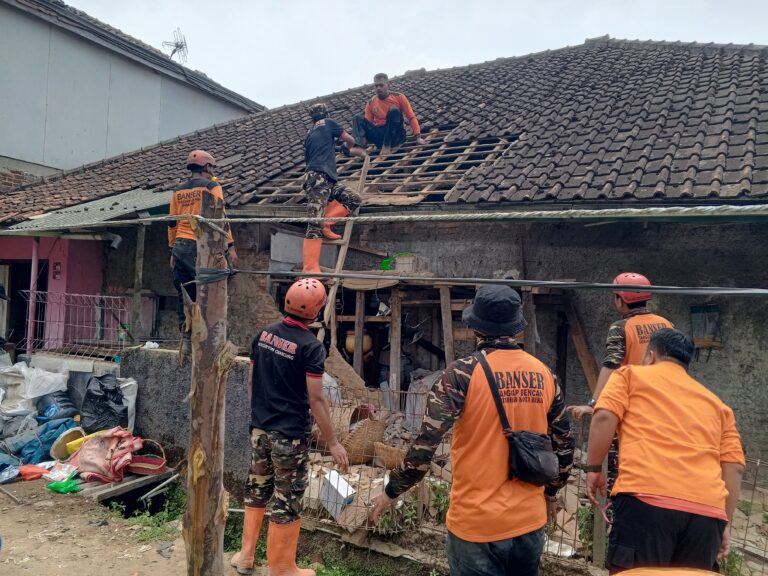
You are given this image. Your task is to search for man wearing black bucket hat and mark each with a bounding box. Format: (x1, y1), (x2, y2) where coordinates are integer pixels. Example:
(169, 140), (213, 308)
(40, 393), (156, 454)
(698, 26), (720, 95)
(370, 285), (573, 576)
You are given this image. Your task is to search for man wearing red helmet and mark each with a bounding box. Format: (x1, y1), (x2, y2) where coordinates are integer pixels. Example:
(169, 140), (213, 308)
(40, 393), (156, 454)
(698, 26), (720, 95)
(231, 278), (349, 576)
(168, 150), (237, 355)
(570, 273), (673, 419)
(568, 273), (673, 492)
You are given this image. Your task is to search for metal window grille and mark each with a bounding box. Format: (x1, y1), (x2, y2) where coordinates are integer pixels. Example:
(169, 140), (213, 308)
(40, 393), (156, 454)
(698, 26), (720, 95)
(18, 290), (130, 358)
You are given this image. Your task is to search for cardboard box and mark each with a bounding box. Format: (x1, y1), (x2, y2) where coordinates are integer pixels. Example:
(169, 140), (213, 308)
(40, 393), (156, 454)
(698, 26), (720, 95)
(319, 469), (356, 520)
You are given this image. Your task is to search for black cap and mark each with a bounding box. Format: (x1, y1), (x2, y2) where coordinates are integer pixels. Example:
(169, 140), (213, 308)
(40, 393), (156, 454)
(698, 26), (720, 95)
(462, 285), (527, 337)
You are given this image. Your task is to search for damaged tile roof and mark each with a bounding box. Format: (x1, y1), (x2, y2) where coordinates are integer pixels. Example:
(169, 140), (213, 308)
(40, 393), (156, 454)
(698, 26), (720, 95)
(3, 0), (264, 113)
(4, 36), (768, 223)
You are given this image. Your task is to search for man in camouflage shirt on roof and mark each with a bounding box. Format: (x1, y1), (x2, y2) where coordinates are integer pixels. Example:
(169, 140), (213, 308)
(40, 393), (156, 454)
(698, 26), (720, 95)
(370, 285), (573, 576)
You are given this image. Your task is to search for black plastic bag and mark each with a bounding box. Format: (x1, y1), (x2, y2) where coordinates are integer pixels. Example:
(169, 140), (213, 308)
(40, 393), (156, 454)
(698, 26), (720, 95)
(36, 391), (78, 420)
(80, 374), (128, 433)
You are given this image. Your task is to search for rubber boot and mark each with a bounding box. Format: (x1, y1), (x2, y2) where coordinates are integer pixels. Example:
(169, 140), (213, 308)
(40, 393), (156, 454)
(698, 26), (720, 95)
(266, 519), (315, 576)
(230, 506), (266, 575)
(302, 238), (323, 274)
(321, 201), (350, 240)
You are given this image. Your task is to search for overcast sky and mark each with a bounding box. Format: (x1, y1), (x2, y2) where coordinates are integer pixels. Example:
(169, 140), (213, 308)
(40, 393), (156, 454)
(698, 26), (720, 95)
(71, 0), (768, 109)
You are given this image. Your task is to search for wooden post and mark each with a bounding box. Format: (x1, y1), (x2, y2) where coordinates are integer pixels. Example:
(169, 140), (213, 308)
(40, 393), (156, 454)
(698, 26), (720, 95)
(563, 295), (600, 392)
(388, 289), (402, 410)
(522, 291), (537, 355)
(438, 286), (454, 366)
(353, 290), (365, 376)
(182, 193), (238, 576)
(130, 223), (146, 344)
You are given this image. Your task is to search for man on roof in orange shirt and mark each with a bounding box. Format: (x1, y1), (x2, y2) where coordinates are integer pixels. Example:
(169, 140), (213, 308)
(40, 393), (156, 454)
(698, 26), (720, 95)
(352, 72), (426, 155)
(586, 328), (745, 573)
(569, 272), (673, 492)
(369, 285), (574, 576)
(168, 150), (237, 355)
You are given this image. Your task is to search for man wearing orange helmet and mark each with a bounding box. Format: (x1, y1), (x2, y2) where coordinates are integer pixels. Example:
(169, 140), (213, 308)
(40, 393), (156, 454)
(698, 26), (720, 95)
(231, 278), (349, 575)
(168, 150), (237, 354)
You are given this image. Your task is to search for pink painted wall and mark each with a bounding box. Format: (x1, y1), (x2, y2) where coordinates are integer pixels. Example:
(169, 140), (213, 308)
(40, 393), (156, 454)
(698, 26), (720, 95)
(0, 236), (105, 348)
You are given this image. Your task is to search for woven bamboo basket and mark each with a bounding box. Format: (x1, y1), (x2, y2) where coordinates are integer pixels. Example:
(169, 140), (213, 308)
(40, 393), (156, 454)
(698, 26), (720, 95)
(312, 405), (356, 451)
(373, 442), (407, 470)
(343, 419), (387, 465)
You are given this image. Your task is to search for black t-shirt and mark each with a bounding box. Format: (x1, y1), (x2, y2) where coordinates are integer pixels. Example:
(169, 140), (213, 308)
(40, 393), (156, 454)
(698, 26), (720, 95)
(250, 318), (326, 438)
(304, 118), (344, 181)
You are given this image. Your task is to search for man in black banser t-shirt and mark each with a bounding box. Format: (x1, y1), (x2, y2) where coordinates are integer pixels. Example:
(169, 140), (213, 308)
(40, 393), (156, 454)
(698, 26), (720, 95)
(301, 102), (366, 273)
(231, 278), (349, 576)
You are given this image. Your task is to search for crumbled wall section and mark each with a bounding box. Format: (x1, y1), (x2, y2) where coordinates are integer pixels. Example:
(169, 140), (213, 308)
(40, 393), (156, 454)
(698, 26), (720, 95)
(228, 251), (283, 352)
(346, 220), (768, 458)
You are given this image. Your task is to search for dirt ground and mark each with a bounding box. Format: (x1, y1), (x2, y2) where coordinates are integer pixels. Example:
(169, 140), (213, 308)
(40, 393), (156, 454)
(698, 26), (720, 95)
(0, 479), (190, 576)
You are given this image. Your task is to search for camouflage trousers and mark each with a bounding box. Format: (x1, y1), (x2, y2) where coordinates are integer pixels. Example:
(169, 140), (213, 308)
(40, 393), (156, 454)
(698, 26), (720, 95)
(244, 428), (309, 524)
(303, 170), (361, 239)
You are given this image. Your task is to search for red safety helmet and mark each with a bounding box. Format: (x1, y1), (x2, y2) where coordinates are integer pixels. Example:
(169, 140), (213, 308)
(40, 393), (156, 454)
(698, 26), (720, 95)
(284, 278), (327, 320)
(186, 150), (216, 170)
(613, 272), (652, 304)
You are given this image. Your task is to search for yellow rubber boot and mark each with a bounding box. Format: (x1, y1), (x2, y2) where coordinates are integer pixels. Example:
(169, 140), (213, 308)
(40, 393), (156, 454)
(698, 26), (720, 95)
(302, 238), (323, 274)
(266, 519), (315, 576)
(321, 200), (350, 240)
(230, 506), (266, 575)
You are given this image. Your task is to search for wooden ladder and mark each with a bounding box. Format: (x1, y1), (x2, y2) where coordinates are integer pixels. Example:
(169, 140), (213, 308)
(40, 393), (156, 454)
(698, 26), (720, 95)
(317, 155), (370, 346)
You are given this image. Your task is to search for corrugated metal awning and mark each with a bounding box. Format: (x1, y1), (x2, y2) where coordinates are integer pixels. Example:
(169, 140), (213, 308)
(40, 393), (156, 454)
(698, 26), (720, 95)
(1, 189), (171, 234)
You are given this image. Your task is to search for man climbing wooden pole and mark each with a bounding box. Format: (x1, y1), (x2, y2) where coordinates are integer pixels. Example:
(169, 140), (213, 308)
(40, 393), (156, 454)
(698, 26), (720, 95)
(182, 190), (238, 576)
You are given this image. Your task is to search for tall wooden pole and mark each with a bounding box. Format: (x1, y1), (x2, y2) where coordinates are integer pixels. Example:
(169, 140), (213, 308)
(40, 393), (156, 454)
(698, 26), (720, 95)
(182, 194), (238, 576)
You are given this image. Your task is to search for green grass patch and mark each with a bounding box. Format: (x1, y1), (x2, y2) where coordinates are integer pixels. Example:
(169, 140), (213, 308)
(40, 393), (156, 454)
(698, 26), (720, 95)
(737, 499), (752, 516)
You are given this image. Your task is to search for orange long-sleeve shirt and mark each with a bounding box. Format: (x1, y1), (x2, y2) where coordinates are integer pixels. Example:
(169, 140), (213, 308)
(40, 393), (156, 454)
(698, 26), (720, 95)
(364, 93), (421, 135)
(168, 177), (234, 247)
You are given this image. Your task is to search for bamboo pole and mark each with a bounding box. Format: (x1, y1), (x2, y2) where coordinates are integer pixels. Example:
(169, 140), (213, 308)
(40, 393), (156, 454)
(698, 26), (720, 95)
(182, 192), (238, 576)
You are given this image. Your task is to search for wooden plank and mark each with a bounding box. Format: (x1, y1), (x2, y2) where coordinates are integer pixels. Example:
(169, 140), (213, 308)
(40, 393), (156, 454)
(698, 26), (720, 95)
(453, 327), (476, 341)
(439, 286), (455, 365)
(80, 472), (174, 502)
(353, 290), (365, 376)
(563, 295), (600, 392)
(336, 315), (390, 323)
(131, 215), (147, 344)
(318, 155), (370, 344)
(388, 289), (402, 410)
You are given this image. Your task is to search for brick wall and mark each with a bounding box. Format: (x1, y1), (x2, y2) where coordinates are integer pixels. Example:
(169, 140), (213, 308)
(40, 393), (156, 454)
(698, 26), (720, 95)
(0, 168), (38, 191)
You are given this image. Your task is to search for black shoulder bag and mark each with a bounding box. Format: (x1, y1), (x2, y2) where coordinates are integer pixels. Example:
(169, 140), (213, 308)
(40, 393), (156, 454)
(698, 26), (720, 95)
(474, 352), (559, 486)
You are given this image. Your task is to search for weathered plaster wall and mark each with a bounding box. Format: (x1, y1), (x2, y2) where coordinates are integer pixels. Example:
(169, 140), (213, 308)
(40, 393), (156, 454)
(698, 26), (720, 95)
(120, 348), (253, 488)
(346, 219), (768, 457)
(106, 223), (280, 348)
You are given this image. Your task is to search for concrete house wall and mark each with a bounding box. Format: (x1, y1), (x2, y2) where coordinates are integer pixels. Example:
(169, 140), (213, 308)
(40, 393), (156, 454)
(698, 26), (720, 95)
(0, 2), (248, 182)
(113, 219), (768, 461)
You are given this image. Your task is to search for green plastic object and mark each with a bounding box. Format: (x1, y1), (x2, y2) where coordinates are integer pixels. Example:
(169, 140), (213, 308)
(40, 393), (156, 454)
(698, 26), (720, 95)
(380, 252), (414, 271)
(46, 471), (81, 494)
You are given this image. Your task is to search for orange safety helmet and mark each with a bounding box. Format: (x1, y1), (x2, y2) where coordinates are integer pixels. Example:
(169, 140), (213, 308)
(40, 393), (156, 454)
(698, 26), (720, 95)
(284, 278), (327, 320)
(613, 272), (652, 304)
(186, 150), (216, 170)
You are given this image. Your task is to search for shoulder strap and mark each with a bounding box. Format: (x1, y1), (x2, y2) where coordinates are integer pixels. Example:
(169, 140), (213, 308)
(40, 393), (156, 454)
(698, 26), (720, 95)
(473, 352), (513, 436)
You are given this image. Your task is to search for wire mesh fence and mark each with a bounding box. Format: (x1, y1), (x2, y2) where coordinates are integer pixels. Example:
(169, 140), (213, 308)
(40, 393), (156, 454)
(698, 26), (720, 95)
(304, 375), (594, 566)
(306, 376), (767, 573)
(730, 457), (768, 576)
(18, 290), (130, 358)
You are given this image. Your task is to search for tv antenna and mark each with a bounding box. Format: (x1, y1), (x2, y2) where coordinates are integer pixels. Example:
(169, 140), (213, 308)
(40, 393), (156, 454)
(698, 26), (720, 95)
(162, 28), (188, 64)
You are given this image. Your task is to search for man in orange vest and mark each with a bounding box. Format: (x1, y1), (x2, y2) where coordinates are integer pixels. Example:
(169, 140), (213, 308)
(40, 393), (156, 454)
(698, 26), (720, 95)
(352, 73), (426, 155)
(568, 273), (673, 491)
(370, 285), (573, 576)
(168, 150), (237, 354)
(587, 329), (744, 573)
